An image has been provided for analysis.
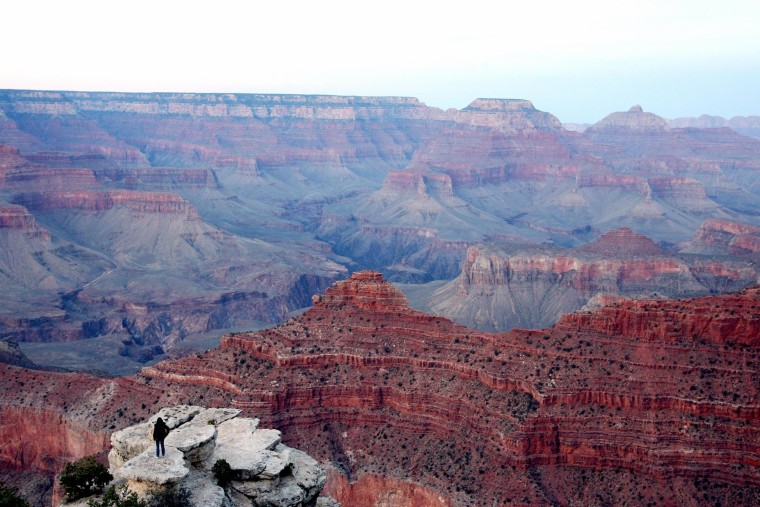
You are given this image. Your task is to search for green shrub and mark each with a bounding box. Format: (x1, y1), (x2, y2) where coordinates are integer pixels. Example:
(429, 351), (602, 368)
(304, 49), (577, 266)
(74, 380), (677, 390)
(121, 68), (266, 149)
(87, 485), (146, 507)
(59, 455), (113, 501)
(146, 484), (190, 507)
(212, 458), (234, 486)
(0, 481), (29, 507)
(87, 484), (190, 507)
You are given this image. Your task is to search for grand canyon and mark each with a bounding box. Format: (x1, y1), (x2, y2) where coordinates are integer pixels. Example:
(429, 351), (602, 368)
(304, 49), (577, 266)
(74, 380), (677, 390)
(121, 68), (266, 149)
(1, 272), (758, 505)
(0, 90), (759, 506)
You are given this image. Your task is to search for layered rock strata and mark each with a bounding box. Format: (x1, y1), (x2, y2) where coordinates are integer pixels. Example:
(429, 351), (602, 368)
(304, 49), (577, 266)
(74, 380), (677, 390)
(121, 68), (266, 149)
(669, 114), (760, 140)
(2, 91), (760, 370)
(145, 273), (760, 505)
(416, 228), (759, 331)
(0, 272), (759, 505)
(689, 218), (760, 255)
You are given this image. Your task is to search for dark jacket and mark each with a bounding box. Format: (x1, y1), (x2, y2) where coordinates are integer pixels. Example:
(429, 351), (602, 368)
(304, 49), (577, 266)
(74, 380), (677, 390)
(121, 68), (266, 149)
(153, 419), (170, 441)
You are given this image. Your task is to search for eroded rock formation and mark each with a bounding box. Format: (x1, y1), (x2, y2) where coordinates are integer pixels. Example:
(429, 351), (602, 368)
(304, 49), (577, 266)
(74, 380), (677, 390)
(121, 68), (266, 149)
(688, 218), (760, 255)
(62, 405), (337, 507)
(411, 228), (759, 331)
(3, 272), (756, 506)
(1, 90), (760, 373)
(669, 114), (760, 140)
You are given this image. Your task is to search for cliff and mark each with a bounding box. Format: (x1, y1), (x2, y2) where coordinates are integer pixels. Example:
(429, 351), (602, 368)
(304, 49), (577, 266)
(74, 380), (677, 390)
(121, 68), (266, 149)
(688, 218), (760, 255)
(0, 272), (759, 506)
(61, 405), (338, 507)
(669, 114), (760, 140)
(2, 89), (760, 374)
(142, 275), (760, 505)
(0, 204), (51, 239)
(413, 230), (758, 332)
(560, 285), (760, 346)
(14, 190), (200, 216)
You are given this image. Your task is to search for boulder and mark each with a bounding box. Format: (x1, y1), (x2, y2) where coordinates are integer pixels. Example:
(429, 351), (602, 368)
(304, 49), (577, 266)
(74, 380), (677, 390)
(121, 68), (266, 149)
(90, 406), (335, 507)
(193, 407), (241, 426)
(115, 447), (189, 496)
(232, 475), (305, 506)
(184, 471), (227, 507)
(316, 498), (342, 507)
(289, 449), (326, 501)
(109, 421), (152, 469)
(215, 415), (260, 436)
(148, 405), (204, 429)
(212, 418), (281, 480)
(257, 449), (289, 479)
(109, 405), (205, 468)
(165, 421), (217, 464)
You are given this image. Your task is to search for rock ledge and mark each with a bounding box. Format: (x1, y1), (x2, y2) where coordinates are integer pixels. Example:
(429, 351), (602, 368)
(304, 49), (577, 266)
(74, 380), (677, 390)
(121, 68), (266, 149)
(64, 405), (338, 507)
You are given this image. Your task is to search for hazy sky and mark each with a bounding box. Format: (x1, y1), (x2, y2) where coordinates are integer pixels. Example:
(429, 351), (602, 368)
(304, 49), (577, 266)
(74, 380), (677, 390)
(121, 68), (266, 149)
(3, 0), (759, 123)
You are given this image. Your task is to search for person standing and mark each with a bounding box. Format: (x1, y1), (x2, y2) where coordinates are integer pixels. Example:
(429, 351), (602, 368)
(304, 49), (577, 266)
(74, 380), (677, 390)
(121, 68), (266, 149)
(153, 417), (169, 457)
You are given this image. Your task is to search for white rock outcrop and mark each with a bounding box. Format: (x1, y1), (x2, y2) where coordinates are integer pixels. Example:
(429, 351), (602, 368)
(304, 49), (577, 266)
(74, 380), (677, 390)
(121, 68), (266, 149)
(108, 405), (206, 469)
(78, 405), (338, 507)
(165, 421), (217, 464)
(115, 447), (189, 496)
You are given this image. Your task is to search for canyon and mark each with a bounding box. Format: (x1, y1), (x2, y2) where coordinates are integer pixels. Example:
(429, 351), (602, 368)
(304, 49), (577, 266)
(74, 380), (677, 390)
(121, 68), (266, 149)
(408, 226), (759, 331)
(1, 90), (760, 372)
(0, 272), (757, 506)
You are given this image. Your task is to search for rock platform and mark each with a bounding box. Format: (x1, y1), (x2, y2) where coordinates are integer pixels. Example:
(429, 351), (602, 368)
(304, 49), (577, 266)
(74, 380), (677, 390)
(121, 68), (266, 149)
(67, 405), (337, 507)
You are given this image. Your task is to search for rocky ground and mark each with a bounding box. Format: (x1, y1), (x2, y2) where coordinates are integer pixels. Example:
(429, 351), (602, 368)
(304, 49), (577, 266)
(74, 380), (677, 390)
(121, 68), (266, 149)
(60, 405), (338, 507)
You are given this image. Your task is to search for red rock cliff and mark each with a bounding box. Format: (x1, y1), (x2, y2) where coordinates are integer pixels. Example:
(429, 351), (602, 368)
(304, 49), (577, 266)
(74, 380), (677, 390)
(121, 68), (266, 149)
(1, 273), (759, 506)
(692, 218), (760, 254)
(14, 190), (199, 217)
(147, 273), (760, 505)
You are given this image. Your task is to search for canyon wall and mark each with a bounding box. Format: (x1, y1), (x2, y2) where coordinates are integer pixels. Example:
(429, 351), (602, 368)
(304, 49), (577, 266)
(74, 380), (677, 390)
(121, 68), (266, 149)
(1, 90), (760, 371)
(412, 228), (759, 331)
(4, 273), (757, 506)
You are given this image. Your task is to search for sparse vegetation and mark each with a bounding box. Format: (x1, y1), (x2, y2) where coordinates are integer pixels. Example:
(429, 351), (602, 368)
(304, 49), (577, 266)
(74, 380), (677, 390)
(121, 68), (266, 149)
(60, 455), (113, 501)
(87, 485), (146, 507)
(0, 481), (29, 507)
(212, 458), (234, 486)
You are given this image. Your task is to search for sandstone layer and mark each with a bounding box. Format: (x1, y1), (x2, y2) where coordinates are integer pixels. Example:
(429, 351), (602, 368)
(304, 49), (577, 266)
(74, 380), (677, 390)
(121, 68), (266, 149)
(1, 90), (760, 372)
(1, 272), (757, 506)
(411, 227), (759, 331)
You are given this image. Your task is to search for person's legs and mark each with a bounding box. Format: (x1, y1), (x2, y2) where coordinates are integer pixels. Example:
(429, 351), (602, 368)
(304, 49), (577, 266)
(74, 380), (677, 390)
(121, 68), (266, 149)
(160, 439), (165, 457)
(156, 440), (160, 457)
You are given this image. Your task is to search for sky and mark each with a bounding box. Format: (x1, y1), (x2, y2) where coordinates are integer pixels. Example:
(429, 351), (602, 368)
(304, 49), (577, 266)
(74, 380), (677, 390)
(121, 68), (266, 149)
(2, 0), (759, 123)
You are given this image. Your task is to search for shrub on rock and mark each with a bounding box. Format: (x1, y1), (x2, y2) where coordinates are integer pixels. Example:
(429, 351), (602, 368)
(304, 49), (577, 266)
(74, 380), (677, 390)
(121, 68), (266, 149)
(0, 481), (29, 507)
(60, 455), (113, 501)
(87, 485), (146, 507)
(212, 458), (233, 486)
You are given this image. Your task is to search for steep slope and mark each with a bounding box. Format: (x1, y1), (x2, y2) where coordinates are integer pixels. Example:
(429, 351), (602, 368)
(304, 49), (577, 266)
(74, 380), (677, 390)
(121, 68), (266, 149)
(0, 272), (757, 506)
(2, 91), (760, 372)
(409, 228), (759, 331)
(0, 204), (112, 342)
(685, 218), (760, 255)
(2, 191), (345, 364)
